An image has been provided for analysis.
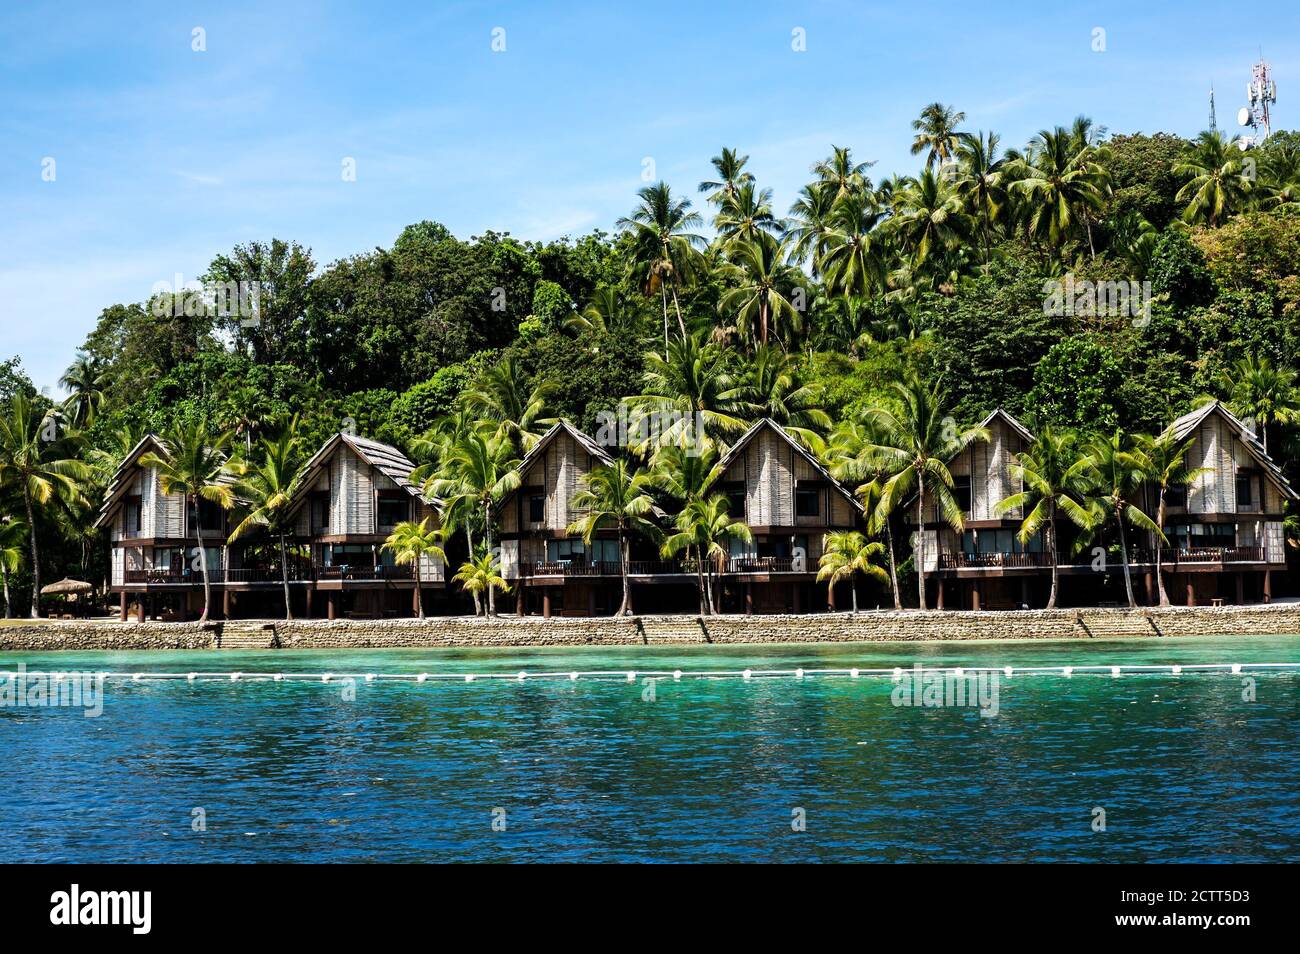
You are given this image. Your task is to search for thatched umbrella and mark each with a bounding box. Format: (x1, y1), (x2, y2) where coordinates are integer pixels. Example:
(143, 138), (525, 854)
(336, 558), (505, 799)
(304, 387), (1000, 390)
(41, 578), (94, 597)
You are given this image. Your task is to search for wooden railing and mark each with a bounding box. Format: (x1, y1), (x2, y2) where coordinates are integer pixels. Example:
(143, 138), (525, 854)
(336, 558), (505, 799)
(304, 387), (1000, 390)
(313, 564), (414, 581)
(939, 546), (1270, 570)
(939, 552), (1053, 569)
(520, 557), (813, 577)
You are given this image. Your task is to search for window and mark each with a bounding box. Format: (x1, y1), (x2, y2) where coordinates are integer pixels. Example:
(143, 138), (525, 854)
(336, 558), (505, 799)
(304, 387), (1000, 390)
(721, 483), (746, 518)
(546, 539), (587, 563)
(953, 475), (972, 513)
(377, 494), (409, 530)
(1166, 483), (1187, 508)
(123, 497), (142, 536)
(795, 487), (820, 518)
(309, 492), (330, 533)
(529, 494), (545, 523)
(1236, 470), (1255, 508)
(196, 498), (225, 533)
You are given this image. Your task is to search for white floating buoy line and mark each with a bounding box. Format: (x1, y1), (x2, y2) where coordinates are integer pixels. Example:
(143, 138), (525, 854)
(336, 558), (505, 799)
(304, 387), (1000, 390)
(3, 662), (1292, 685)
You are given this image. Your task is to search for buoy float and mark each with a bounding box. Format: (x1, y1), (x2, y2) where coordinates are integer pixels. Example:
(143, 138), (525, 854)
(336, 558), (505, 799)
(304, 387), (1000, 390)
(850, 668), (860, 679)
(230, 673), (241, 682)
(416, 673), (428, 683)
(742, 669), (752, 681)
(1062, 666), (1073, 677)
(1170, 665), (1181, 675)
(365, 674), (376, 682)
(1111, 666), (1121, 677)
(673, 670), (682, 681)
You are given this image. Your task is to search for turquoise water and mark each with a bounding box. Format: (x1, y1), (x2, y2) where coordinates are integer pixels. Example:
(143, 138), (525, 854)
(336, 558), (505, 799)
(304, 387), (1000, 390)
(3, 635), (1298, 862)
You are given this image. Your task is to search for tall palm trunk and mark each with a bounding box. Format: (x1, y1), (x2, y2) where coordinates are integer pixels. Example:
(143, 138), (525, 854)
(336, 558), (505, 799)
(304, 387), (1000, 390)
(413, 560), (424, 619)
(2, 563), (12, 618)
(1046, 503), (1060, 609)
(23, 488), (40, 619)
(915, 472), (928, 610)
(193, 500), (212, 623)
(760, 298), (769, 345)
(464, 526), (482, 615)
(279, 533), (294, 620)
(1154, 491), (1170, 606)
(670, 285), (688, 341)
(1116, 507), (1136, 608)
(850, 575), (859, 613)
(660, 283), (670, 360)
(884, 521), (902, 610)
(484, 505), (496, 616)
(616, 530), (632, 616)
(694, 543), (707, 616)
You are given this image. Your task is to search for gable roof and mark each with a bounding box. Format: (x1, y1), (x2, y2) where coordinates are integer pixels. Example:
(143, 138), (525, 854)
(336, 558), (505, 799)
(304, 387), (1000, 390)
(93, 433), (168, 529)
(978, 408), (1035, 445)
(497, 421), (615, 508)
(713, 418), (863, 513)
(1168, 400), (1298, 500)
(286, 432), (429, 516)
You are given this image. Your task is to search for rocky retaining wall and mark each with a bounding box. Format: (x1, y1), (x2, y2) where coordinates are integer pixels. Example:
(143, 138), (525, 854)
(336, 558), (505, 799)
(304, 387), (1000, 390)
(3, 604), (1300, 650)
(0, 622), (217, 651)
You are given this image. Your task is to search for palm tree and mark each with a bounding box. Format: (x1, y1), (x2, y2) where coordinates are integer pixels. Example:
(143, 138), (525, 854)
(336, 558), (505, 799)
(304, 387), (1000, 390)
(786, 182), (838, 273)
(1076, 430), (1164, 608)
(226, 426), (309, 619)
(954, 131), (1006, 261)
(1137, 430), (1211, 607)
(617, 182), (706, 353)
(453, 548), (509, 616)
(140, 421), (235, 623)
(890, 168), (970, 270)
(632, 332), (748, 448)
(993, 427), (1093, 608)
(1215, 355), (1300, 455)
(564, 286), (641, 337)
(0, 395), (90, 618)
(716, 233), (803, 348)
(661, 494), (752, 615)
(382, 518), (445, 618)
(463, 354), (556, 453)
(1008, 126), (1109, 256)
(859, 376), (989, 610)
(1257, 139), (1300, 213)
(698, 147), (754, 205)
(812, 145), (874, 199)
(567, 461), (660, 616)
(0, 518), (25, 618)
(427, 429), (520, 616)
(1175, 131), (1252, 227)
(827, 420), (904, 609)
(733, 345), (830, 450)
(715, 181), (782, 245)
(910, 103), (966, 171)
(59, 353), (107, 429)
(817, 530), (889, 613)
(819, 191), (887, 300)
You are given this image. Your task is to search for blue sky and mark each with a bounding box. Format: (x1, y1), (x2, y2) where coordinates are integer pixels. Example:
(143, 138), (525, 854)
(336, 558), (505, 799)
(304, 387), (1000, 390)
(2, 1), (1297, 394)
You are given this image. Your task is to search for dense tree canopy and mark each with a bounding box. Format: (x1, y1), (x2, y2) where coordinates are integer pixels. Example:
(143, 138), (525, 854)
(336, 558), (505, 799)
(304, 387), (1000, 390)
(5, 112), (1300, 614)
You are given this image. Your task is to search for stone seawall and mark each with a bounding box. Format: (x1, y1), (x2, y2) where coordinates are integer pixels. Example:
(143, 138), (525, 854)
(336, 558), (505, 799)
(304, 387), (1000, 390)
(2, 604), (1299, 650)
(0, 622), (217, 651)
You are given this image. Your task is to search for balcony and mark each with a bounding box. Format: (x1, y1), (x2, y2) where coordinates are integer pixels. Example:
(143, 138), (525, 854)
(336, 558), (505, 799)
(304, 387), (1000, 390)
(938, 546), (1270, 571)
(125, 568), (223, 584)
(519, 557), (812, 578)
(313, 564), (414, 582)
(939, 552), (1053, 569)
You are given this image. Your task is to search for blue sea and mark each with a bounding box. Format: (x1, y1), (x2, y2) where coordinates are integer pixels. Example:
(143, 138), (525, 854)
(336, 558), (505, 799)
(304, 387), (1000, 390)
(2, 635), (1298, 862)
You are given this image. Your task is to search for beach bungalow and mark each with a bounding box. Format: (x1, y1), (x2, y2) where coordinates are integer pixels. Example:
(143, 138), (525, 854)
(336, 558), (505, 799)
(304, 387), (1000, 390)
(98, 431), (443, 621)
(917, 404), (1296, 608)
(707, 418), (864, 613)
(96, 434), (241, 621)
(283, 432), (443, 619)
